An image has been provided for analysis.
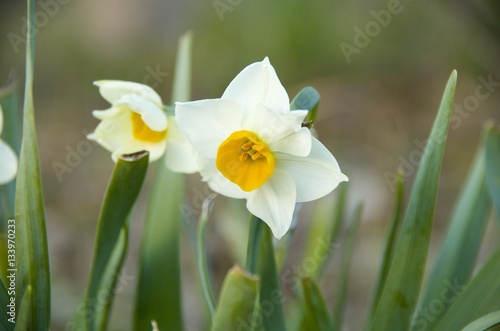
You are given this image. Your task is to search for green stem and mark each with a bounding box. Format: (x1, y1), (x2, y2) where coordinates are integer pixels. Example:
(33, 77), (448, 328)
(197, 194), (217, 318)
(245, 215), (286, 331)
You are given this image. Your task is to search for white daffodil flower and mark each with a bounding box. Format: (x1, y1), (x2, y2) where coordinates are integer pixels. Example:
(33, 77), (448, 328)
(88, 80), (199, 173)
(0, 105), (18, 185)
(176, 58), (348, 239)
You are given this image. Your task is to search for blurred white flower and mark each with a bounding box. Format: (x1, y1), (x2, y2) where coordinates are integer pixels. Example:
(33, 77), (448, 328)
(0, 105), (18, 185)
(176, 58), (348, 239)
(88, 80), (198, 172)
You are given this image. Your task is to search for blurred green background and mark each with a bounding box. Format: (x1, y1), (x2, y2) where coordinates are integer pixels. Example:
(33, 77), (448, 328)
(1, 0), (499, 330)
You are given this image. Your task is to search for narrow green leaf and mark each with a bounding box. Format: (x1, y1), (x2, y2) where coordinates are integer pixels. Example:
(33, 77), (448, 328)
(211, 266), (260, 331)
(462, 311), (500, 331)
(134, 31), (192, 331)
(246, 216), (286, 331)
(335, 203), (363, 328)
(369, 71), (457, 331)
(14, 285), (31, 331)
(85, 152), (149, 331)
(367, 172), (404, 326)
(197, 194), (218, 318)
(415, 133), (491, 331)
(485, 122), (500, 222)
(300, 277), (336, 331)
(14, 0), (51, 329)
(1, 277), (15, 330)
(134, 167), (185, 331)
(290, 87), (320, 124)
(434, 248), (500, 330)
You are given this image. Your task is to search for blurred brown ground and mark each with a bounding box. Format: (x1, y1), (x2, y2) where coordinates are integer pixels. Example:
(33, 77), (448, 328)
(1, 0), (499, 330)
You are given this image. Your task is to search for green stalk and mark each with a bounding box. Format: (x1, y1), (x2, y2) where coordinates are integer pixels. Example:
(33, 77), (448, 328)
(246, 215), (286, 331)
(197, 194), (217, 318)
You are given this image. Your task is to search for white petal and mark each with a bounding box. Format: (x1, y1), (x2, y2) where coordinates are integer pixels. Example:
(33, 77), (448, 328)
(94, 80), (163, 106)
(175, 99), (243, 158)
(246, 105), (308, 145)
(164, 119), (200, 174)
(92, 107), (121, 120)
(276, 137), (348, 203)
(116, 94), (167, 132)
(246, 170), (296, 239)
(222, 58), (290, 114)
(111, 139), (166, 162)
(88, 107), (132, 152)
(269, 128), (312, 157)
(199, 159), (248, 199)
(0, 140), (18, 185)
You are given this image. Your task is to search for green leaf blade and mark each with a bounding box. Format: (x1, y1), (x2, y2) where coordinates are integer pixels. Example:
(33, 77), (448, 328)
(414, 132), (491, 330)
(462, 311), (500, 331)
(211, 266), (260, 331)
(300, 277), (336, 331)
(367, 172), (404, 326)
(14, 0), (50, 328)
(369, 71), (457, 330)
(246, 216), (286, 331)
(85, 152), (149, 331)
(290, 86), (320, 124)
(134, 31), (193, 331)
(434, 248), (500, 330)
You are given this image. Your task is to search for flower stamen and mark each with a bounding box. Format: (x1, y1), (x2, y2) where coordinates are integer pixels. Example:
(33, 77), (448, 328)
(216, 130), (275, 191)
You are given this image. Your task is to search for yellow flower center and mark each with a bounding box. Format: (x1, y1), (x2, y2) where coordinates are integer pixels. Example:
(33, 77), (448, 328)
(216, 130), (275, 192)
(130, 112), (167, 143)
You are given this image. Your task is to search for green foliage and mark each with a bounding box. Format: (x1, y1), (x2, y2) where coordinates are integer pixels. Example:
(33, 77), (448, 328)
(133, 31), (192, 331)
(246, 216), (286, 331)
(367, 172), (404, 325)
(462, 311), (500, 331)
(211, 266), (260, 331)
(197, 194), (218, 318)
(84, 153), (149, 331)
(369, 71), (457, 330)
(290, 86), (320, 124)
(300, 277), (336, 331)
(433, 248), (500, 330)
(414, 131), (491, 330)
(14, 0), (50, 328)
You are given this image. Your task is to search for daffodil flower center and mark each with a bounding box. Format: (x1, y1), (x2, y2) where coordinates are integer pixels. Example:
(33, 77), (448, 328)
(216, 130), (275, 192)
(130, 111), (167, 143)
